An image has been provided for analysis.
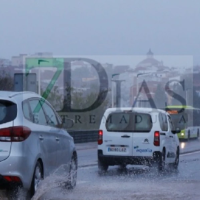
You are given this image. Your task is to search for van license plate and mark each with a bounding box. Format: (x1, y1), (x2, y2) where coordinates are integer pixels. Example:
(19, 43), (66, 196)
(108, 147), (127, 152)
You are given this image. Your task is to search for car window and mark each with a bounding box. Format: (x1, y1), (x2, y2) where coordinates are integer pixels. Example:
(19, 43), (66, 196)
(29, 99), (47, 125)
(42, 101), (58, 127)
(22, 101), (32, 121)
(168, 115), (175, 131)
(159, 113), (168, 131)
(0, 100), (17, 124)
(106, 112), (152, 132)
(135, 113), (152, 132)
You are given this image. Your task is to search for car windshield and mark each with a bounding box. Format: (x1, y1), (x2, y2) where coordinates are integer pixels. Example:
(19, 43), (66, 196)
(106, 112), (152, 132)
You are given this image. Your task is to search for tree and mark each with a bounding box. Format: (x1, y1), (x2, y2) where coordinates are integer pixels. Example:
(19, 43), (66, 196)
(41, 86), (63, 111)
(0, 70), (13, 91)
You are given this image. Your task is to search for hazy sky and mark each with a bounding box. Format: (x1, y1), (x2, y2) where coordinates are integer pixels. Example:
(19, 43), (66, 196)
(1, 0), (200, 64)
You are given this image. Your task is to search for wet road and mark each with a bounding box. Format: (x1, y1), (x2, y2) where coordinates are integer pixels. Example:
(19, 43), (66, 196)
(1, 140), (199, 200)
(37, 150), (200, 200)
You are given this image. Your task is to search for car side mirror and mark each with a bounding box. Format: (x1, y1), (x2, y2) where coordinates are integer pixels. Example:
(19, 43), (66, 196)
(62, 118), (74, 129)
(172, 127), (180, 134)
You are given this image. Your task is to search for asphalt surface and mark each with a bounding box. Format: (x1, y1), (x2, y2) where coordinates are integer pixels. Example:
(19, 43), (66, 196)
(37, 145), (200, 200)
(1, 139), (200, 200)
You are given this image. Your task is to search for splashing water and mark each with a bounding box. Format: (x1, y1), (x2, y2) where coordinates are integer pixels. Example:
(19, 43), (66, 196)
(31, 163), (76, 200)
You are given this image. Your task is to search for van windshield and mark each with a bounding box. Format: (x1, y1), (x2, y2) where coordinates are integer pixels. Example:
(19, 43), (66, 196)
(0, 100), (17, 124)
(106, 112), (152, 132)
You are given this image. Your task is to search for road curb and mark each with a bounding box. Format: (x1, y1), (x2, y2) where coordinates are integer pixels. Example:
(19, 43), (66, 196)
(180, 149), (200, 155)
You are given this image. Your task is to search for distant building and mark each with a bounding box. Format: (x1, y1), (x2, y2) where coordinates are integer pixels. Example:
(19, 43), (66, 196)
(126, 50), (170, 106)
(11, 54), (27, 67)
(0, 58), (11, 67)
(32, 52), (53, 57)
(134, 49), (169, 74)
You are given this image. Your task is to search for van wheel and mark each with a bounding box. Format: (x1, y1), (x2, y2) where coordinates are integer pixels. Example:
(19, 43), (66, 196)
(30, 161), (43, 197)
(66, 154), (78, 189)
(98, 160), (108, 173)
(158, 150), (165, 171)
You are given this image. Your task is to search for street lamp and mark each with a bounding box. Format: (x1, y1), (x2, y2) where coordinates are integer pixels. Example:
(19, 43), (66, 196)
(111, 73), (119, 107)
(111, 73), (126, 107)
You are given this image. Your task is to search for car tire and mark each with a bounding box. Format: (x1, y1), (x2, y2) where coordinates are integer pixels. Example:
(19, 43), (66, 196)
(98, 159), (108, 173)
(30, 161), (43, 197)
(173, 148), (179, 170)
(158, 150), (165, 172)
(197, 130), (199, 139)
(66, 154), (78, 189)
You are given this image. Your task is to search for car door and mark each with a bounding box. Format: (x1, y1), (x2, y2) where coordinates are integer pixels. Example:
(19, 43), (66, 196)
(158, 113), (172, 163)
(29, 98), (57, 175)
(132, 112), (154, 157)
(102, 111), (133, 157)
(42, 100), (71, 171)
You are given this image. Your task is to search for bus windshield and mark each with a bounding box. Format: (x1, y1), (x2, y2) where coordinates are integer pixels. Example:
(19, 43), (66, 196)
(169, 113), (187, 130)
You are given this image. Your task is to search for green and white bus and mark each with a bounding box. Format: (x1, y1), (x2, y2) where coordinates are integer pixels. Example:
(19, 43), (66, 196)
(164, 105), (200, 140)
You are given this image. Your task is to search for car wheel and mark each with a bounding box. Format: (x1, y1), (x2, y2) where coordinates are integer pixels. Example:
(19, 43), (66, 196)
(66, 154), (78, 189)
(173, 148), (179, 170)
(30, 161), (43, 197)
(158, 150), (165, 172)
(197, 130), (199, 139)
(98, 159), (108, 173)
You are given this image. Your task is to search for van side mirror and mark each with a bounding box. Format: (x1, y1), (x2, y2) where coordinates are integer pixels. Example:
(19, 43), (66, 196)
(62, 118), (74, 129)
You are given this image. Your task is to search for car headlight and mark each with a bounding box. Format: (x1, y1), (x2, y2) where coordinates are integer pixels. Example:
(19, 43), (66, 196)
(181, 133), (184, 136)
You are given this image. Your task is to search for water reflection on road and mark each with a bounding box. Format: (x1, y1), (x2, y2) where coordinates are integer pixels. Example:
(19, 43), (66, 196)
(179, 138), (200, 153)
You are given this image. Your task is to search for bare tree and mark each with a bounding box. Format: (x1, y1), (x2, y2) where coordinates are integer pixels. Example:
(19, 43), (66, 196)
(0, 70), (13, 91)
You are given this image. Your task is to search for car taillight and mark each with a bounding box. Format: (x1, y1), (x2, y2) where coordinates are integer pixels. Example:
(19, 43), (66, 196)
(3, 176), (21, 182)
(98, 130), (103, 145)
(154, 131), (160, 146)
(0, 126), (31, 142)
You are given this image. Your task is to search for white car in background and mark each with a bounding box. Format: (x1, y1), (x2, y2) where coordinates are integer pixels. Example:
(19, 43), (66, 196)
(98, 107), (180, 172)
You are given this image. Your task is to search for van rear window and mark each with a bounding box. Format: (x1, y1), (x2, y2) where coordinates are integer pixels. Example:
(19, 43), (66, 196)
(0, 100), (17, 124)
(106, 112), (152, 132)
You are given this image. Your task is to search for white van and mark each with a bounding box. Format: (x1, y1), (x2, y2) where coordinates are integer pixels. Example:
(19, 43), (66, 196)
(98, 107), (180, 172)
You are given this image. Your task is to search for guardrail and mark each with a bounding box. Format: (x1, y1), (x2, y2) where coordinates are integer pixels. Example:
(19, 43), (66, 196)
(68, 130), (98, 143)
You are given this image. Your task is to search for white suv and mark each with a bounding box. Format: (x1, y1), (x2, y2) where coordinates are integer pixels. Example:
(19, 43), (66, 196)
(98, 107), (180, 172)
